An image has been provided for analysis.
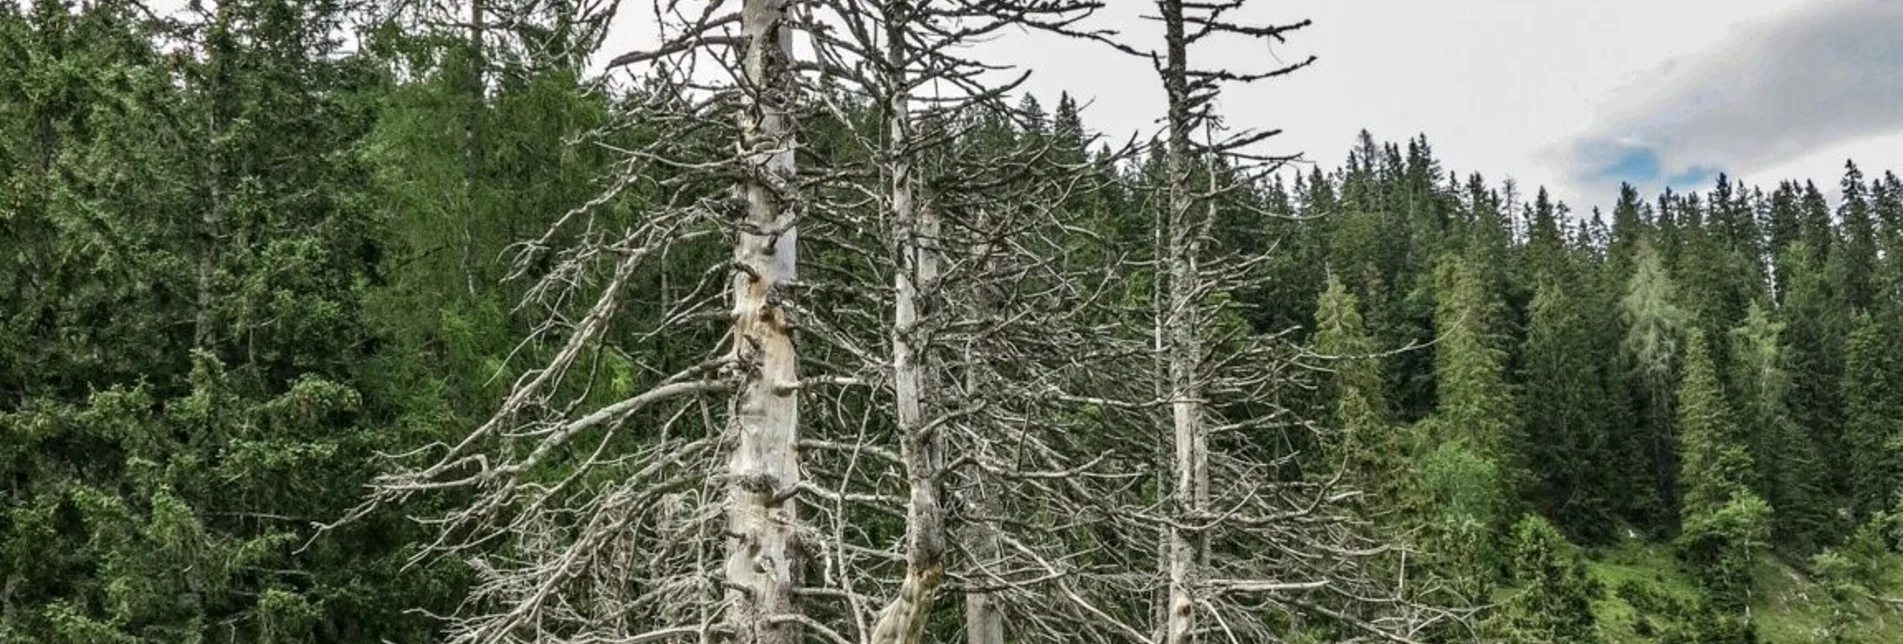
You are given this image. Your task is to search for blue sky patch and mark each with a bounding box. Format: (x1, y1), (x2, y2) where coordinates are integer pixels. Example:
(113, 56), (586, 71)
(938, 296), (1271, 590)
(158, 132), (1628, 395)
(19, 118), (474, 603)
(1666, 165), (1720, 188)
(1588, 144), (1661, 183)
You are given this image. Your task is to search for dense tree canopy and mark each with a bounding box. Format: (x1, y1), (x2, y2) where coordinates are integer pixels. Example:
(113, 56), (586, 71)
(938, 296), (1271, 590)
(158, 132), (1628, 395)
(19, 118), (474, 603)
(6, 2), (1903, 643)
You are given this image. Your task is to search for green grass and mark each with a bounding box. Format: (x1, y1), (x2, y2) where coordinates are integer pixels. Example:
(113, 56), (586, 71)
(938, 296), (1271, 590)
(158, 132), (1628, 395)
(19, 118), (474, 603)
(1580, 538), (1903, 643)
(1585, 540), (1701, 643)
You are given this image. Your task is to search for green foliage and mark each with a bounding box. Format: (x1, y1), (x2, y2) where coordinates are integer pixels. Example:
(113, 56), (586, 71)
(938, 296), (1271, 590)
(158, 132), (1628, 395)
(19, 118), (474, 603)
(1840, 500), (1903, 589)
(1521, 279), (1618, 540)
(1728, 301), (1830, 552)
(1811, 550), (1862, 644)
(1614, 576), (1759, 644)
(3, 2), (1902, 638)
(1623, 242), (1690, 391)
(1313, 276), (1399, 492)
(1837, 161), (1880, 311)
(1843, 311), (1903, 519)
(1780, 241), (1849, 505)
(1675, 330), (1771, 610)
(1493, 514), (1603, 643)
(1430, 250), (1515, 459)
(1418, 441), (1506, 607)
(1621, 240), (1688, 526)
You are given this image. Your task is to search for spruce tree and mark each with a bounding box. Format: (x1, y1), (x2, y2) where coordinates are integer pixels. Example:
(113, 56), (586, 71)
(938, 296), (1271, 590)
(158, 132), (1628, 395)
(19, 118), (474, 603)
(1608, 183), (1646, 280)
(1675, 210), (1736, 349)
(1520, 279), (1615, 540)
(1314, 275), (1400, 495)
(1495, 514), (1603, 643)
(1431, 249), (1515, 461)
(1839, 161), (1880, 311)
(1413, 248), (1519, 610)
(1675, 329), (1771, 611)
(1728, 301), (1829, 552)
(1, 1), (467, 640)
(1801, 180), (1834, 261)
(1780, 242), (1849, 500)
(1764, 182), (1804, 304)
(1877, 171), (1903, 262)
(1842, 312), (1903, 518)
(1811, 550), (1864, 644)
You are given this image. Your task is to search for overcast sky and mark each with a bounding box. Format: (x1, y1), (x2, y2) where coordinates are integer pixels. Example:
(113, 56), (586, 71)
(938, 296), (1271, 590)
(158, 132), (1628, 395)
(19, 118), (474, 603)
(597, 0), (1903, 212)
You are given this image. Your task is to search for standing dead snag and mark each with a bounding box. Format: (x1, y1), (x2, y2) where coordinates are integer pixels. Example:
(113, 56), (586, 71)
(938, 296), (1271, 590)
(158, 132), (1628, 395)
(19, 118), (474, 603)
(1158, 5), (1206, 641)
(316, 1), (829, 641)
(954, 198), (1006, 644)
(1037, 1), (1456, 640)
(795, 2), (1114, 642)
(324, 0), (1449, 642)
(1142, 1), (1318, 639)
(869, 1), (945, 639)
(725, 1), (806, 642)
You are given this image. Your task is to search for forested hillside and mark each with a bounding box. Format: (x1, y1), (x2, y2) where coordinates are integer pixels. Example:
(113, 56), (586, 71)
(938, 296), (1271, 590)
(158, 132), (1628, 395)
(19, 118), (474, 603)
(4, 1), (1903, 643)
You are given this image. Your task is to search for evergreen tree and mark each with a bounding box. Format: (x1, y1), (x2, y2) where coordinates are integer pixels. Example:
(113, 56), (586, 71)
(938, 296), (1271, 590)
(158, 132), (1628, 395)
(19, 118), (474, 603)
(1727, 302), (1829, 552)
(1, 1), (470, 640)
(1675, 214), (1736, 350)
(1050, 91), (1088, 165)
(1713, 177), (1765, 274)
(1811, 549), (1864, 644)
(1764, 182), (1803, 304)
(1583, 207), (1611, 256)
(1494, 514), (1603, 643)
(1839, 161), (1880, 311)
(1780, 242), (1850, 501)
(1842, 312), (1903, 518)
(1313, 275), (1400, 494)
(1413, 248), (1519, 610)
(1876, 171), (1903, 264)
(1519, 279), (1616, 540)
(1800, 180), (1834, 261)
(1608, 183), (1646, 279)
(1521, 187), (1568, 281)
(1430, 249), (1515, 461)
(1675, 329), (1771, 611)
(1656, 190), (1684, 267)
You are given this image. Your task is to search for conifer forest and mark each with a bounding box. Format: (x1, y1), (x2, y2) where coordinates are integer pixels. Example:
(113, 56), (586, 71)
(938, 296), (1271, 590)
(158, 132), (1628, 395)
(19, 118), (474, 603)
(7, 1), (1903, 642)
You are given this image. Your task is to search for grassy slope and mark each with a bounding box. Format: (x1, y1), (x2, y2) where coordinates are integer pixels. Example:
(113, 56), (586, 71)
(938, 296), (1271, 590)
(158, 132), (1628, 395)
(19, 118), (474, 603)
(1583, 539), (1903, 643)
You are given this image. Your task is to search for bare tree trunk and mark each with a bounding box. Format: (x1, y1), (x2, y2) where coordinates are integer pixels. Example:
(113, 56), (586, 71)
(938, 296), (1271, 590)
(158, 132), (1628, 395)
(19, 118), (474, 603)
(960, 205), (1006, 644)
(725, 1), (804, 642)
(961, 483), (1006, 644)
(1159, 2), (1206, 643)
(871, 8), (945, 641)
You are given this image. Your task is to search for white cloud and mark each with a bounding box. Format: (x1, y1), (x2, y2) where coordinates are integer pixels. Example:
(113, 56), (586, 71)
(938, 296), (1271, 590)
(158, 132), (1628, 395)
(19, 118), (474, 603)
(1554, 0), (1903, 205)
(584, 1), (1902, 210)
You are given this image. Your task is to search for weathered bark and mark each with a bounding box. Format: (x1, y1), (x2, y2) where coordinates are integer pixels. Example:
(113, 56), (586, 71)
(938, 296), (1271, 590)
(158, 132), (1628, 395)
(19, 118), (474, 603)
(870, 8), (946, 641)
(960, 206), (1006, 644)
(960, 482), (1006, 644)
(725, 1), (804, 642)
(1159, 2), (1206, 642)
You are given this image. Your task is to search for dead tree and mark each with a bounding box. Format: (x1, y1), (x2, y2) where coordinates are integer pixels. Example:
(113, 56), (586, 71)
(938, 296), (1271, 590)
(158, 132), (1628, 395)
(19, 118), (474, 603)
(325, 1), (1454, 642)
(723, 2), (806, 642)
(787, 2), (1134, 642)
(1025, 2), (1466, 641)
(323, 2), (823, 642)
(328, 1), (1140, 642)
